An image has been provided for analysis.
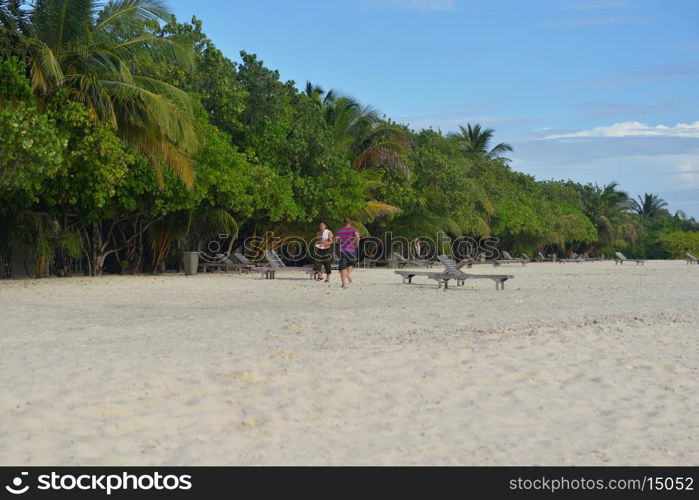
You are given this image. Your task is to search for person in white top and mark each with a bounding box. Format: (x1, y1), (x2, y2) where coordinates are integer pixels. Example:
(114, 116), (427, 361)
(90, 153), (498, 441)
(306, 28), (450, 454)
(313, 222), (334, 282)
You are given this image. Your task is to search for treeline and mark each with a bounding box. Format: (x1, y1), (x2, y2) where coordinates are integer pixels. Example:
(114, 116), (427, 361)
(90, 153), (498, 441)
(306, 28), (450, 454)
(1, 1), (698, 278)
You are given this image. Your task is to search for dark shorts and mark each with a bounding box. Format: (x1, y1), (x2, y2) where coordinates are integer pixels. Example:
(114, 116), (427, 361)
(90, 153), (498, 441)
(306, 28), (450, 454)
(313, 247), (332, 275)
(338, 252), (357, 271)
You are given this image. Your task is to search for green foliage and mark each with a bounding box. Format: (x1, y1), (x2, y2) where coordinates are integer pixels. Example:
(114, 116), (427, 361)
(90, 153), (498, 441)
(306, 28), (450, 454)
(2, 0), (199, 185)
(0, 57), (63, 210)
(1, 5), (697, 276)
(41, 96), (133, 218)
(0, 56), (31, 100)
(657, 231), (699, 258)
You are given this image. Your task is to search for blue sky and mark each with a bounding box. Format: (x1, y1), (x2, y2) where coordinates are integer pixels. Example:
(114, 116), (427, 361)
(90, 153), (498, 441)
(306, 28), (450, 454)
(168, 0), (699, 216)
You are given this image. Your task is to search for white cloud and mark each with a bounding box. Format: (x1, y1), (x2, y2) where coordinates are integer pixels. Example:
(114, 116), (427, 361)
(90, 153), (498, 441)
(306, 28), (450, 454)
(679, 162), (699, 185)
(543, 121), (699, 140)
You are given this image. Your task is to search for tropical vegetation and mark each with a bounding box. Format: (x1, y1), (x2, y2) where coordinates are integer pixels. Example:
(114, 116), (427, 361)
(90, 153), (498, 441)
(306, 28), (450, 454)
(1, 0), (697, 277)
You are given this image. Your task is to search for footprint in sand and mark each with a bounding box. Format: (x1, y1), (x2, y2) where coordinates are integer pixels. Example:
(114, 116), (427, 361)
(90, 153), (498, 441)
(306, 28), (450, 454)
(280, 316), (311, 334)
(231, 371), (267, 384)
(272, 351), (300, 360)
(240, 416), (265, 427)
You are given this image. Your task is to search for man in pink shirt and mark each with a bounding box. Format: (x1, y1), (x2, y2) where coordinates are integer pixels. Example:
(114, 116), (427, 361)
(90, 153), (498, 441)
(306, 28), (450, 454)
(335, 218), (360, 288)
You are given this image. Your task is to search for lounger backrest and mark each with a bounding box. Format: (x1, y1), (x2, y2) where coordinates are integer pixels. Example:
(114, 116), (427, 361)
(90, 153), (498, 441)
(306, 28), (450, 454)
(502, 251), (514, 260)
(264, 250), (286, 268)
(219, 254), (235, 265)
(273, 250), (288, 267)
(438, 255), (462, 278)
(687, 253), (698, 260)
(233, 252), (252, 265)
(392, 252), (408, 263)
(522, 253), (531, 260)
(615, 252), (626, 260)
(537, 251), (546, 260)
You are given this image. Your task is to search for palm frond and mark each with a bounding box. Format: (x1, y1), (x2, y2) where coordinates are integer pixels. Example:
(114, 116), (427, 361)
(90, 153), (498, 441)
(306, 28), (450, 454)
(113, 32), (194, 71)
(95, 0), (170, 31)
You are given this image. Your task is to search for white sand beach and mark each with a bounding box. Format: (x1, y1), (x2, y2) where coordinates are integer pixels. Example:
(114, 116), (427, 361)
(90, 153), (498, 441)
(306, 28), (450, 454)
(1, 261), (697, 465)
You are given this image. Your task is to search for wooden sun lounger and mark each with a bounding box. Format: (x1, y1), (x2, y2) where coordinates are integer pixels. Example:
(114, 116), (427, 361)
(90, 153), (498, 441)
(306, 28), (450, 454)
(392, 252), (434, 268)
(536, 251), (554, 262)
(614, 252), (645, 266)
(233, 251), (254, 268)
(455, 254), (503, 267)
(686, 253), (699, 264)
(499, 251), (528, 266)
(253, 250), (312, 279)
(200, 253), (250, 273)
(558, 252), (585, 263)
(395, 255), (513, 290)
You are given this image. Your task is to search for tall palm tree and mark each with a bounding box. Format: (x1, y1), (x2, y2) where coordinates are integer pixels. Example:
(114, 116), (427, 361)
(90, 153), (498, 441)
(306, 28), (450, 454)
(0, 0), (28, 33)
(303, 80), (324, 107)
(305, 84), (410, 176)
(0, 0), (198, 186)
(581, 182), (637, 249)
(455, 123), (513, 161)
(630, 193), (668, 218)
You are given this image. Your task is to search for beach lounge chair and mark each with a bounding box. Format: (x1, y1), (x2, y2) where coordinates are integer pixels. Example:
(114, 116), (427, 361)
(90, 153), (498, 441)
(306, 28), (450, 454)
(199, 254), (252, 273)
(499, 251), (528, 266)
(558, 252), (585, 264)
(391, 252), (434, 268)
(232, 251), (254, 269)
(521, 253), (533, 262)
(614, 252), (645, 266)
(686, 253), (699, 264)
(229, 252), (255, 273)
(535, 251), (554, 262)
(455, 253), (505, 268)
(253, 250), (312, 279)
(394, 255), (513, 290)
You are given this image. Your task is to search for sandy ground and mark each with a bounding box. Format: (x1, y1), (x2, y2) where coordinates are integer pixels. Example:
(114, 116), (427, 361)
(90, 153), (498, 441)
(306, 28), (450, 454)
(1, 260), (697, 465)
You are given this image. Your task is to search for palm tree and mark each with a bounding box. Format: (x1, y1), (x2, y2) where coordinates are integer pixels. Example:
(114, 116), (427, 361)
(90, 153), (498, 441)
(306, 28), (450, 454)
(581, 182), (637, 249)
(0, 0), (28, 33)
(305, 85), (410, 176)
(455, 123), (513, 161)
(383, 187), (463, 240)
(630, 193), (668, 218)
(303, 81), (325, 107)
(0, 0), (198, 186)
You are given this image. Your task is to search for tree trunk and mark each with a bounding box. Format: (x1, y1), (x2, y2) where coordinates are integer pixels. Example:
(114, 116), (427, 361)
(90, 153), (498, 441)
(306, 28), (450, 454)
(89, 221), (108, 276)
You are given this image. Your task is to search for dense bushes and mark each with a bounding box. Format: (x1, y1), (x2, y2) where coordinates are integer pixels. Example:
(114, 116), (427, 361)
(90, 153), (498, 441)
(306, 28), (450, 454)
(1, 4), (697, 277)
